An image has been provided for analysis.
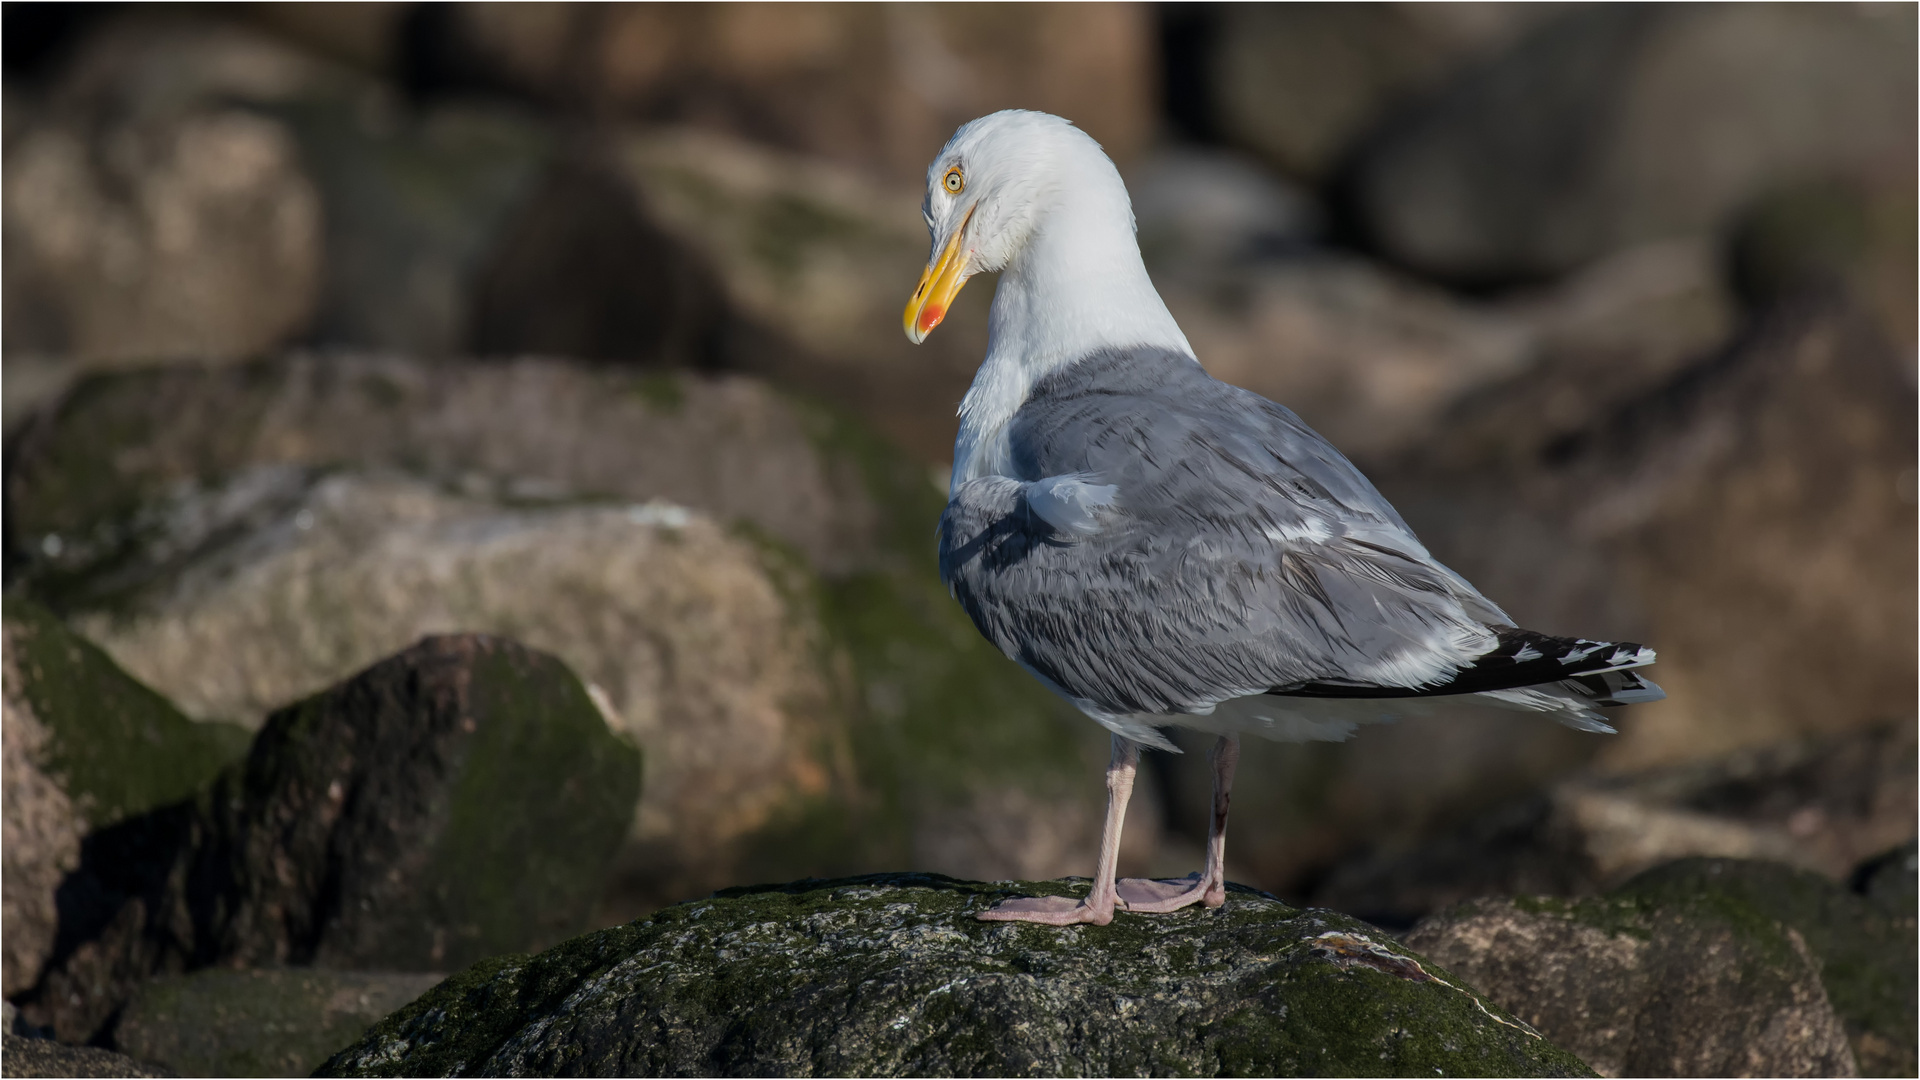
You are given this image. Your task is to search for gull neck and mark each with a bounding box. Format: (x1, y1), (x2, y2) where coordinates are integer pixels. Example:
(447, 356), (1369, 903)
(952, 189), (1193, 490)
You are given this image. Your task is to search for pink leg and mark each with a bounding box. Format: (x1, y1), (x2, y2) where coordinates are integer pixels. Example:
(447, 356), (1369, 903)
(1116, 733), (1240, 912)
(978, 734), (1139, 925)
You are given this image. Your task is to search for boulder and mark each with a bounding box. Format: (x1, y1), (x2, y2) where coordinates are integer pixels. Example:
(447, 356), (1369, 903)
(15, 635), (639, 1044)
(111, 968), (444, 1079)
(0, 17), (348, 368)
(0, 1034), (170, 1078)
(1, 601), (248, 997)
(1351, 4), (1917, 283)
(57, 472), (839, 911)
(318, 873), (1593, 1078)
(1, 108), (320, 364)
(1627, 859), (1917, 1078)
(1405, 857), (1911, 1078)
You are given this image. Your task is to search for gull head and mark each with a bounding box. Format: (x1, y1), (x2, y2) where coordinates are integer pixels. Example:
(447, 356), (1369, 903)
(903, 110), (1134, 344)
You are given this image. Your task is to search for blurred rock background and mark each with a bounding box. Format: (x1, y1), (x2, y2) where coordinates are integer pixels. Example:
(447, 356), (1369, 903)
(1, 3), (1913, 1074)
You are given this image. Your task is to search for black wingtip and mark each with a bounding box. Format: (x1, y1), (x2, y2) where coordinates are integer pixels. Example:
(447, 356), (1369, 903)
(1267, 628), (1659, 700)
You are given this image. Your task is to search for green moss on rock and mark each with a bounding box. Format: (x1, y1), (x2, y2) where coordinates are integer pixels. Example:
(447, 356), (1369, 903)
(2, 597), (250, 827)
(235, 635), (643, 971)
(320, 874), (1594, 1078)
(1621, 857), (1918, 1077)
(1407, 859), (1875, 1078)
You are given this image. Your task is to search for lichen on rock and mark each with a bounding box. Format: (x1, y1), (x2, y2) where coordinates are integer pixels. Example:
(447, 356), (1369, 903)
(319, 873), (1594, 1078)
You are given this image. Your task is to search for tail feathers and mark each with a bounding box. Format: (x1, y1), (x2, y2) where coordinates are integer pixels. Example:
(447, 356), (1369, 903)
(1268, 628), (1661, 700)
(1476, 667), (1666, 735)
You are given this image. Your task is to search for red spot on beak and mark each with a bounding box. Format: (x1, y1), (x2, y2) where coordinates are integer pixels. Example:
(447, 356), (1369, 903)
(918, 304), (946, 333)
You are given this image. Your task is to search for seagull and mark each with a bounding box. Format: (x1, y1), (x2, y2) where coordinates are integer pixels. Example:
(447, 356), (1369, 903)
(904, 111), (1664, 927)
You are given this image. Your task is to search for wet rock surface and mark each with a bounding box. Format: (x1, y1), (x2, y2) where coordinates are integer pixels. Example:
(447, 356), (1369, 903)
(319, 873), (1593, 1078)
(13, 635), (637, 1044)
(111, 968), (443, 1079)
(1404, 857), (1910, 1078)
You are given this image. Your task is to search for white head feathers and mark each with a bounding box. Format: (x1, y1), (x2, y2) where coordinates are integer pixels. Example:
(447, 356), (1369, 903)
(914, 110), (1195, 489)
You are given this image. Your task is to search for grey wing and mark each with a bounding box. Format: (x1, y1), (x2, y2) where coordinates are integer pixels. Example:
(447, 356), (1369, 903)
(937, 351), (1512, 717)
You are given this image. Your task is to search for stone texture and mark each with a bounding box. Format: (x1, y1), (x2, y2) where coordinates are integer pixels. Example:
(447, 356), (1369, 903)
(317, 874), (1593, 1078)
(111, 968), (444, 1079)
(1352, 4), (1917, 283)
(1626, 859), (1917, 1078)
(1404, 861), (1863, 1078)
(14, 635), (638, 1044)
(1, 601), (249, 998)
(1, 1035), (171, 1078)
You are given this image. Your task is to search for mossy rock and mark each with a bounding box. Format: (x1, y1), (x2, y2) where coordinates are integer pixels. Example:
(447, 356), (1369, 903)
(1, 597), (249, 828)
(111, 967), (444, 1078)
(1621, 857), (1918, 1077)
(318, 873), (1594, 1078)
(220, 634), (643, 971)
(1405, 859), (1870, 1077)
(15, 634), (642, 1045)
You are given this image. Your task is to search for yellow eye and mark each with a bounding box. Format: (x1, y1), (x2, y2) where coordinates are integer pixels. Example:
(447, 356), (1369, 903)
(942, 167), (964, 194)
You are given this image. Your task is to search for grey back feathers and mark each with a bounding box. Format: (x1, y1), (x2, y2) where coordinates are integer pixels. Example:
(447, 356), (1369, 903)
(938, 348), (1660, 746)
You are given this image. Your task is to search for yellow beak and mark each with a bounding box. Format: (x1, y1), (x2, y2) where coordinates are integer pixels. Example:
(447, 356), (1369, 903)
(904, 207), (974, 344)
